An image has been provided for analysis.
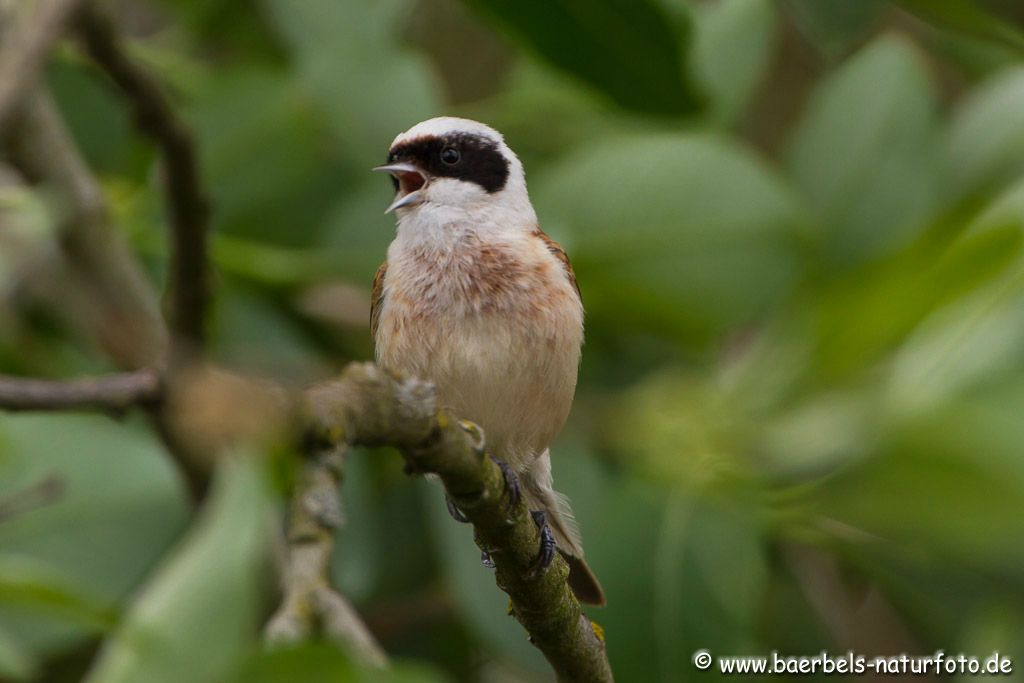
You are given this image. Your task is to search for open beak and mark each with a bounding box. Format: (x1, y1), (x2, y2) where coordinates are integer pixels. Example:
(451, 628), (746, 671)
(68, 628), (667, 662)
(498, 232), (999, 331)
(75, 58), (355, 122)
(373, 162), (428, 214)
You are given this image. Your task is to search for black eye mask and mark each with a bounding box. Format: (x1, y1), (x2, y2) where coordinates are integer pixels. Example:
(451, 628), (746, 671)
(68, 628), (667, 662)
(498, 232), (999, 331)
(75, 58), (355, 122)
(387, 132), (510, 194)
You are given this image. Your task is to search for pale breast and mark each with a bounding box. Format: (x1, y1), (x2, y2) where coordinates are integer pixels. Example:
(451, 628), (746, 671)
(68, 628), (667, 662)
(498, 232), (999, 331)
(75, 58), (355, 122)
(374, 234), (583, 467)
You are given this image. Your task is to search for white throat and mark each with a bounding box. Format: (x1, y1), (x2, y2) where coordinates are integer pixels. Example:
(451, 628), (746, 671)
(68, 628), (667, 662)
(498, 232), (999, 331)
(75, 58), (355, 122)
(393, 178), (537, 252)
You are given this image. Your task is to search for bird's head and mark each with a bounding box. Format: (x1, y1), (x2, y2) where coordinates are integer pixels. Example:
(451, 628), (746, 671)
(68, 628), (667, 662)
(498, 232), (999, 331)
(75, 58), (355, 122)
(374, 117), (532, 220)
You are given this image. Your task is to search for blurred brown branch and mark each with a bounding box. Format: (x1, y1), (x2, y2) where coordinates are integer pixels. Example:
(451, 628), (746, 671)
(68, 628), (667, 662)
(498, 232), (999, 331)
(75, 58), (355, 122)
(3, 87), (211, 500)
(77, 5), (211, 357)
(0, 0), (85, 130)
(1, 4), (216, 501)
(265, 442), (389, 668)
(784, 544), (940, 683)
(0, 368), (160, 412)
(5, 88), (168, 369)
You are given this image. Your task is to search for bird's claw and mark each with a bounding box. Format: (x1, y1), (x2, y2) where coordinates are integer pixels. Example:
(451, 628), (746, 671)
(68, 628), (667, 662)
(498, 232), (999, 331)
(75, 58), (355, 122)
(445, 495), (470, 523)
(528, 510), (556, 578)
(481, 549), (495, 568)
(489, 456), (520, 513)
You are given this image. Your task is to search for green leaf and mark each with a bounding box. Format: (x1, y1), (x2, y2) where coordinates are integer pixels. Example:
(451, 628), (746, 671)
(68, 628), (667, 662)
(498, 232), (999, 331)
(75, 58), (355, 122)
(212, 285), (325, 380)
(0, 626), (35, 681)
(0, 555), (116, 630)
(946, 67), (1024, 198)
(896, 0), (1024, 55)
(423, 480), (548, 675)
(47, 59), (147, 178)
(788, 36), (941, 265)
(884, 181), (1024, 411)
(165, 0), (287, 60)
(461, 0), (703, 116)
(260, 0), (440, 168)
(781, 0), (888, 57)
(553, 453), (767, 682)
(330, 452), (381, 602)
(887, 284), (1024, 415)
(605, 370), (751, 489)
(691, 0), (778, 125)
(757, 391), (874, 477)
(209, 235), (346, 287)
(813, 209), (1024, 377)
(651, 494), (768, 680)
(550, 456), (663, 682)
(0, 415), (187, 656)
(535, 132), (808, 346)
(84, 456), (273, 683)
(189, 67), (338, 246)
(816, 403), (1024, 573)
(918, 24), (1021, 80)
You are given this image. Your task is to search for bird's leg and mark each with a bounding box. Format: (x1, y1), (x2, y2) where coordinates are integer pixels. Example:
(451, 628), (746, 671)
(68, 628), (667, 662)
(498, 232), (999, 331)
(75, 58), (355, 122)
(489, 455), (520, 513)
(528, 510), (556, 577)
(445, 495), (470, 523)
(478, 458), (519, 570)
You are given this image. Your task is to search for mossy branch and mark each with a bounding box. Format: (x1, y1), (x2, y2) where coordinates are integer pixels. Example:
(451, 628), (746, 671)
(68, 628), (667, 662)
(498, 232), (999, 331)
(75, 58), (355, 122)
(296, 362), (613, 683)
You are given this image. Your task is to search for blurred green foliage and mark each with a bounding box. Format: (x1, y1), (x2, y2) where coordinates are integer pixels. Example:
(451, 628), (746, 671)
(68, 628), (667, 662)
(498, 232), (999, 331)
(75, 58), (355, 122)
(3, 0), (1024, 681)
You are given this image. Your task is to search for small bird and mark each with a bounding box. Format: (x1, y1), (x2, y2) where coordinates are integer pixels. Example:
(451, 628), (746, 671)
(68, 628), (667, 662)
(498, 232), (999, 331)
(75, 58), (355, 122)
(371, 117), (605, 605)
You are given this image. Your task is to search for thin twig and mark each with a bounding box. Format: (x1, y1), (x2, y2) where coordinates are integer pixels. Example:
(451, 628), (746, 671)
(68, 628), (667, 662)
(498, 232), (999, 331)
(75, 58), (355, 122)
(76, 6), (211, 356)
(265, 444), (389, 667)
(4, 89), (168, 369)
(291, 363), (613, 683)
(0, 369), (161, 413)
(784, 544), (940, 683)
(0, 0), (86, 132)
(0, 475), (66, 524)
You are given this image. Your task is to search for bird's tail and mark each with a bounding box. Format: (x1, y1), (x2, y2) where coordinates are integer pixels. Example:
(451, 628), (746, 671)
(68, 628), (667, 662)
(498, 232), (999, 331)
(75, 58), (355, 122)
(522, 451), (606, 606)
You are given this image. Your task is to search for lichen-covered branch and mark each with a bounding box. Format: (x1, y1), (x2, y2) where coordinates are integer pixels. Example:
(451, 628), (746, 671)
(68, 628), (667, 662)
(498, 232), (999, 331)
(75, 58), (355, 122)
(264, 444), (388, 668)
(77, 5), (211, 356)
(0, 369), (160, 413)
(299, 363), (614, 683)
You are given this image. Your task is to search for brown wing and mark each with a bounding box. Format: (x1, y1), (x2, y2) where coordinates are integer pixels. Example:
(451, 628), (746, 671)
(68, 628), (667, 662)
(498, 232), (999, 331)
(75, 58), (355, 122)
(534, 228), (581, 302)
(370, 261), (387, 339)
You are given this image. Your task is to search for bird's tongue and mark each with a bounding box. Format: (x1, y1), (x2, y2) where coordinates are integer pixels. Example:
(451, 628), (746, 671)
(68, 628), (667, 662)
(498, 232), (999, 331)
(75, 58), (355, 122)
(399, 172), (425, 194)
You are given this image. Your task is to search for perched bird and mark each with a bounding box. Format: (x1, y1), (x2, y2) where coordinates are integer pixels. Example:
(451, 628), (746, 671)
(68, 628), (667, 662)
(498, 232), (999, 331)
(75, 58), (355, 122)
(371, 117), (605, 605)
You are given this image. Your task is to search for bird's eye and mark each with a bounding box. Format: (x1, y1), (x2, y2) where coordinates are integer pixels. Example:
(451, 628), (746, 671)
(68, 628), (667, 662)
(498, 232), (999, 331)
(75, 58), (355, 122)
(440, 147), (460, 165)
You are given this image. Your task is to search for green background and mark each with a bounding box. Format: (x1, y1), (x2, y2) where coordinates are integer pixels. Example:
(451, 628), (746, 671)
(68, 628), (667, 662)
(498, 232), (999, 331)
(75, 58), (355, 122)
(3, 0), (1024, 680)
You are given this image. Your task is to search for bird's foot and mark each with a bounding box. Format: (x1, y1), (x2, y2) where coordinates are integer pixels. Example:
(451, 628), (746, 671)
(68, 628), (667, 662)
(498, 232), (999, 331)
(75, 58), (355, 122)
(528, 510), (556, 578)
(489, 455), (520, 513)
(448, 457), (518, 522)
(445, 495), (470, 523)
